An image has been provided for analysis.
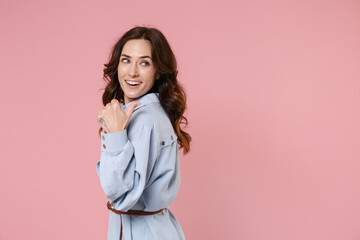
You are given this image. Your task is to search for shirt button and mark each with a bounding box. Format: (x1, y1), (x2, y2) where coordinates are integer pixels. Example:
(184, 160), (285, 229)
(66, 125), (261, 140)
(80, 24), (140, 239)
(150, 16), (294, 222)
(102, 135), (105, 140)
(170, 135), (173, 140)
(103, 144), (106, 149)
(161, 141), (165, 146)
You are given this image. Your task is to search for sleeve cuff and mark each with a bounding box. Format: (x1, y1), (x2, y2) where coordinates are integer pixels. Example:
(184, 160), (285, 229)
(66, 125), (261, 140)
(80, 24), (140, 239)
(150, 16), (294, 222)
(101, 129), (129, 152)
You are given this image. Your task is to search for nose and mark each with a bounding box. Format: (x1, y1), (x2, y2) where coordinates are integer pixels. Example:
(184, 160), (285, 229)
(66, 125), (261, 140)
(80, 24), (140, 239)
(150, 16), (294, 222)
(128, 62), (139, 78)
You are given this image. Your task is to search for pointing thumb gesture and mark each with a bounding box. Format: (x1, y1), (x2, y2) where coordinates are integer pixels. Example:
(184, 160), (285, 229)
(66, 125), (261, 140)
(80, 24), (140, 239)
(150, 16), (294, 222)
(97, 99), (142, 134)
(123, 101), (142, 128)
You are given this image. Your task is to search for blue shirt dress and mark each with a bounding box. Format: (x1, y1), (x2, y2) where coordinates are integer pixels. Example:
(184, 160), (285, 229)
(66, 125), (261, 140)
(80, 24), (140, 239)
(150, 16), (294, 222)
(96, 92), (185, 240)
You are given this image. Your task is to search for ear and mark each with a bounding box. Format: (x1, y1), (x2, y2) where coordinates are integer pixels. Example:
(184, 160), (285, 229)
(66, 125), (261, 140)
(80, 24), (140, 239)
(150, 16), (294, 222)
(156, 73), (160, 80)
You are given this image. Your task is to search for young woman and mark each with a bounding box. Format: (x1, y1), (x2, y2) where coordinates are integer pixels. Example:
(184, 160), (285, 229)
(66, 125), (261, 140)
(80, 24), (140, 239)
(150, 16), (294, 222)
(96, 26), (191, 240)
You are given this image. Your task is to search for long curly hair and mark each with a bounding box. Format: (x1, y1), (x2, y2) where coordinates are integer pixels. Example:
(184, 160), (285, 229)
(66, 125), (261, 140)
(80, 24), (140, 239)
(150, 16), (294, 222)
(98, 26), (191, 154)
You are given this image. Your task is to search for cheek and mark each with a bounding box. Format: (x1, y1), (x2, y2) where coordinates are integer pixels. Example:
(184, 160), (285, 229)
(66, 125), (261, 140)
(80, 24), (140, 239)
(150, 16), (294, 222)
(141, 68), (156, 80)
(117, 65), (127, 76)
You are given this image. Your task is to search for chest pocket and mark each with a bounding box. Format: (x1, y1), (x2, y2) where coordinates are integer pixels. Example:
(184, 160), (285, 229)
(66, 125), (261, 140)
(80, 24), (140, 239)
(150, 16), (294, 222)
(159, 132), (178, 149)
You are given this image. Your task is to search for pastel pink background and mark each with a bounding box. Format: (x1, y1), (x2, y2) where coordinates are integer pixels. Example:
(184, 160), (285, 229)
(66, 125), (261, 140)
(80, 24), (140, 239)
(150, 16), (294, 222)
(1, 0), (359, 239)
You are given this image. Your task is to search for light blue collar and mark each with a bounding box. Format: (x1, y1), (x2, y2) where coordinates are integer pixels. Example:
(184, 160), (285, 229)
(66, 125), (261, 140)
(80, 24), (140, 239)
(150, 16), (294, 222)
(120, 92), (160, 111)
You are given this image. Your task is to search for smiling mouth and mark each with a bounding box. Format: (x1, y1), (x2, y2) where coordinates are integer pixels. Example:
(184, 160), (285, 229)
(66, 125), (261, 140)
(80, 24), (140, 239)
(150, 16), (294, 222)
(125, 80), (142, 86)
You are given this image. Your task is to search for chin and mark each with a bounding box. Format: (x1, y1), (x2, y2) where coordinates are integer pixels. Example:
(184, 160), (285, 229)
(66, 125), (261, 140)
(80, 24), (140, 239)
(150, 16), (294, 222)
(124, 91), (144, 101)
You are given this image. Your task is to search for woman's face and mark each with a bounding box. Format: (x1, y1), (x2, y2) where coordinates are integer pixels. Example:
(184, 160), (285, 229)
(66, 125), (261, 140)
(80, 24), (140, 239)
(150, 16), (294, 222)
(118, 39), (158, 105)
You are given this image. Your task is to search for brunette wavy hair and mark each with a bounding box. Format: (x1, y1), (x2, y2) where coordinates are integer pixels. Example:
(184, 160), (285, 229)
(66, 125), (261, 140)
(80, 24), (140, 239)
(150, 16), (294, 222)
(98, 26), (191, 154)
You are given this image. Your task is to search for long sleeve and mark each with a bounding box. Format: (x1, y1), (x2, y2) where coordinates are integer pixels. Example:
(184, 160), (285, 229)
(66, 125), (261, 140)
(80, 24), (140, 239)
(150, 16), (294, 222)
(95, 93), (185, 239)
(96, 124), (159, 211)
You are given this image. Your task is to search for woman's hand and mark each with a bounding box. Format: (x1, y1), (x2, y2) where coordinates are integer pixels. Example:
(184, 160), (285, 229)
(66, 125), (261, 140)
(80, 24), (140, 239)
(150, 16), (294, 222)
(97, 99), (141, 133)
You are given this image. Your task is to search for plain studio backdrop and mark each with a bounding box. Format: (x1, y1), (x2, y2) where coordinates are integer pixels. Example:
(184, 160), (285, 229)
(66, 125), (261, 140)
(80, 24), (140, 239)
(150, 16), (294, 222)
(0, 0), (359, 239)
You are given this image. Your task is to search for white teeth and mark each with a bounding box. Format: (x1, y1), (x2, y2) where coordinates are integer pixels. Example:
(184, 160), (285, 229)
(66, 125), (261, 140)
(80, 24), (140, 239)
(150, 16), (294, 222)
(126, 80), (141, 85)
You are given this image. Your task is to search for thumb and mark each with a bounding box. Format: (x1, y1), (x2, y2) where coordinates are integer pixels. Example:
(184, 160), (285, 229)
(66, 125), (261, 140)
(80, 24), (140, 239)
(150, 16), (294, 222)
(126, 101), (142, 115)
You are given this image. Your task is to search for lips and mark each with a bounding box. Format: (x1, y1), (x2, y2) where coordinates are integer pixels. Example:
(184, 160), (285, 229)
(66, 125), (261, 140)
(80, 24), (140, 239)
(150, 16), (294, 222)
(125, 79), (142, 88)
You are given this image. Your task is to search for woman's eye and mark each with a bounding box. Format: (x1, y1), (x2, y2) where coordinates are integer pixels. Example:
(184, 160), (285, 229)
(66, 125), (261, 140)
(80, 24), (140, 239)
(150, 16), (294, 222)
(141, 61), (149, 66)
(121, 58), (129, 63)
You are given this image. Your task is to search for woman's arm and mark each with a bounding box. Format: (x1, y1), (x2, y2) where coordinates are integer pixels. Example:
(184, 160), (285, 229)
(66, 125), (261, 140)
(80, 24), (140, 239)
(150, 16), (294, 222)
(96, 123), (159, 211)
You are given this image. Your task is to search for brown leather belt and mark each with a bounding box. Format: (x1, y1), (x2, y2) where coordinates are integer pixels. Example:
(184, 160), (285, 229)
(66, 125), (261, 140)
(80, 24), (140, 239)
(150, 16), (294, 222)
(107, 201), (164, 240)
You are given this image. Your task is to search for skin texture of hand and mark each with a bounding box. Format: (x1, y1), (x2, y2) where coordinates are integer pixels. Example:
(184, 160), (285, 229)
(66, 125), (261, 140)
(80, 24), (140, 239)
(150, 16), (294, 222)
(97, 99), (142, 133)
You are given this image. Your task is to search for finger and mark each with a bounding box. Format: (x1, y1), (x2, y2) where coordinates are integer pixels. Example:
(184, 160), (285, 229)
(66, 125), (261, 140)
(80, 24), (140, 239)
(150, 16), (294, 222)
(111, 98), (120, 105)
(126, 102), (142, 114)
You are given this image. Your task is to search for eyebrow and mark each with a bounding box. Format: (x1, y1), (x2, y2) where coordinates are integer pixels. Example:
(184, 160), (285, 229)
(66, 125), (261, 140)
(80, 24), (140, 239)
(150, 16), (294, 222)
(121, 54), (152, 60)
